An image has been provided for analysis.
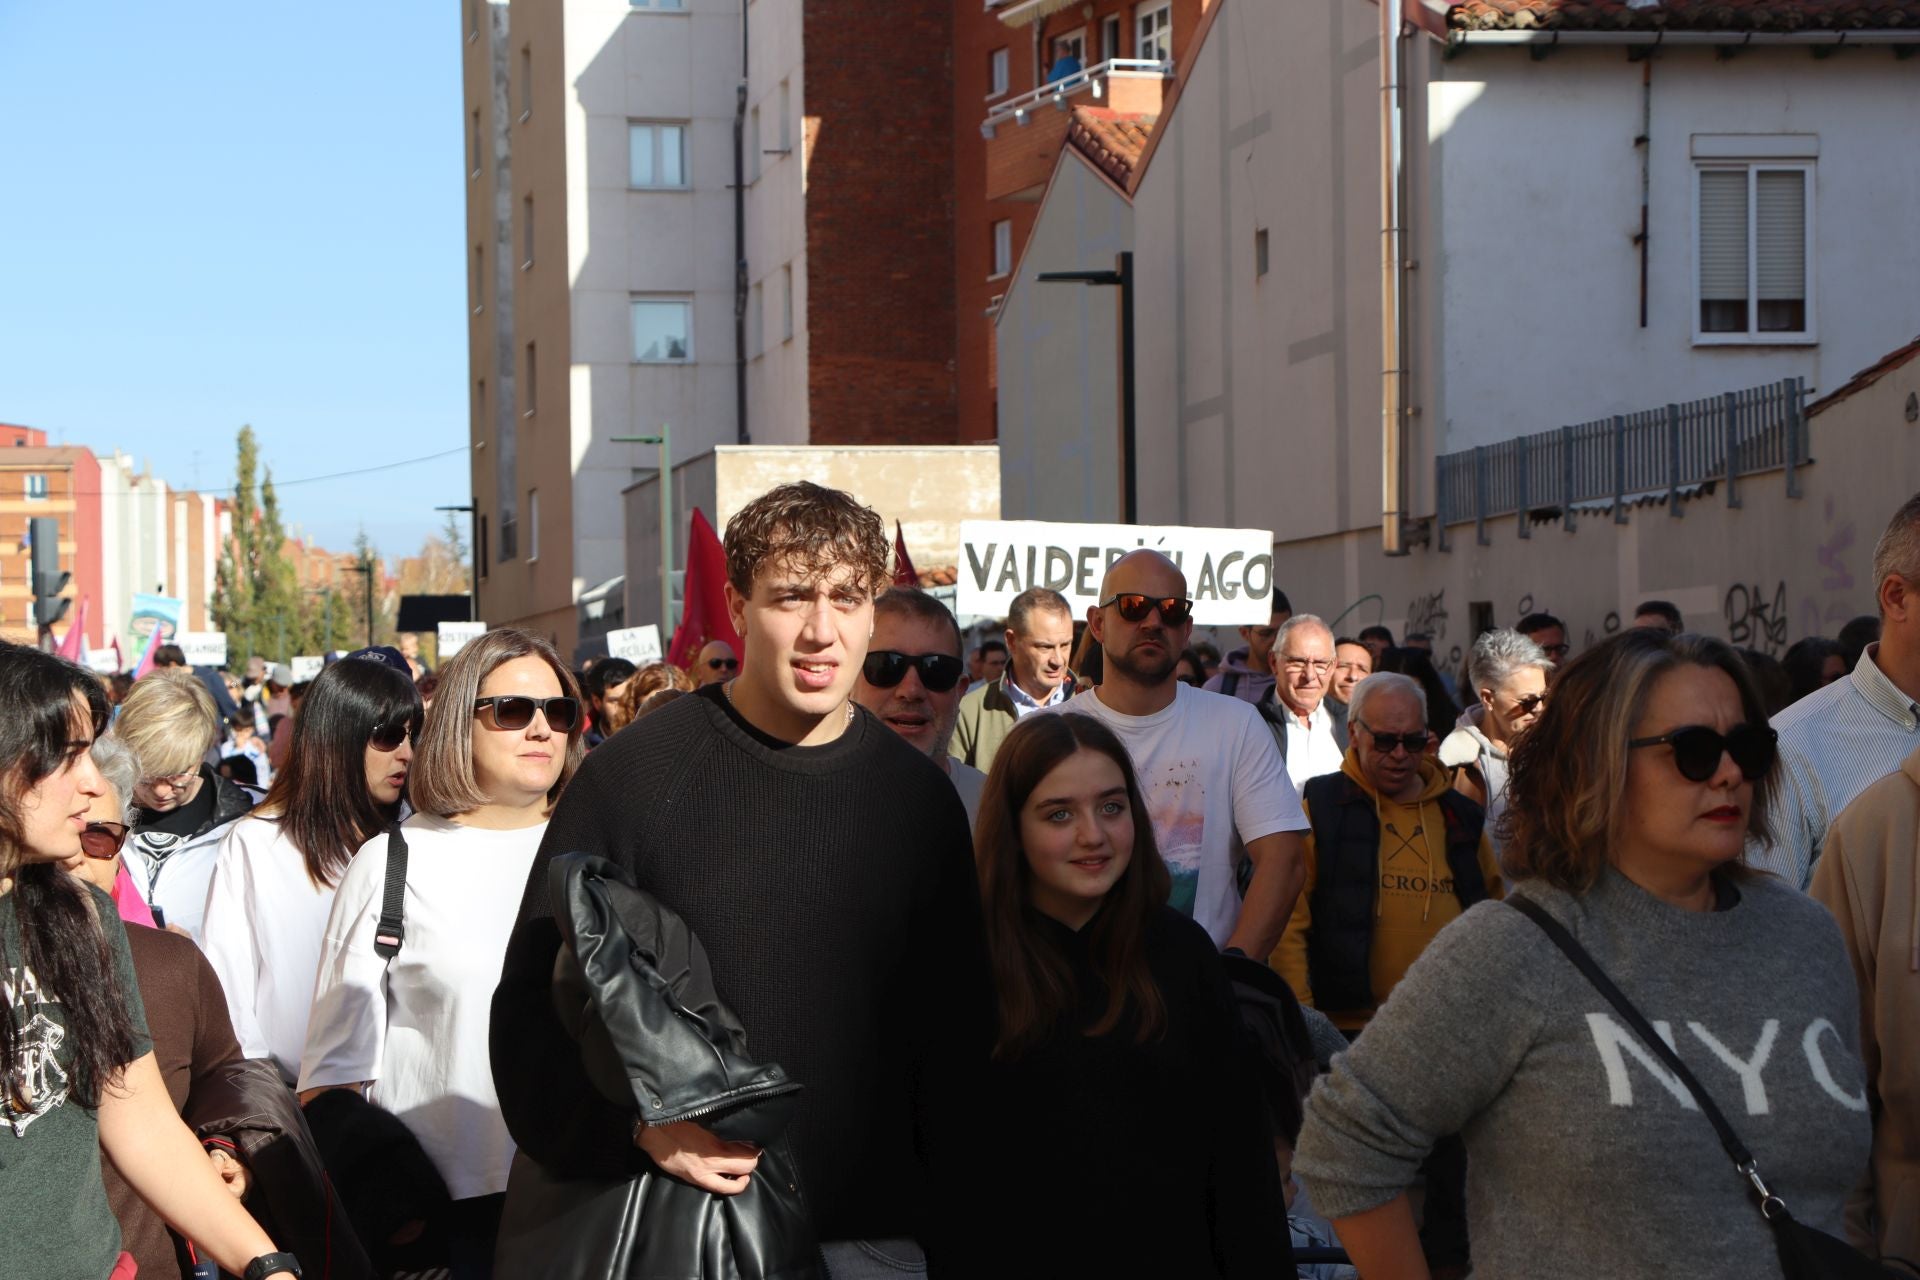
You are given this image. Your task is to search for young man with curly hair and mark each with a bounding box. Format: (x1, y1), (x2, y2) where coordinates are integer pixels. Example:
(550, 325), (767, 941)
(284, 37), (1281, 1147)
(492, 482), (989, 1276)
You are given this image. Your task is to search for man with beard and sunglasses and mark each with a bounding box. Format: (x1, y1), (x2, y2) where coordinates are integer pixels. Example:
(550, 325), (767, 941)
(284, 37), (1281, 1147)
(1050, 550), (1309, 959)
(494, 482), (991, 1278)
(854, 587), (985, 826)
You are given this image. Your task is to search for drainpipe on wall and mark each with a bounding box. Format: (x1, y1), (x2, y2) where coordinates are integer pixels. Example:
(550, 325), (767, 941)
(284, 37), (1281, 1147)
(1380, 0), (1410, 555)
(733, 0), (751, 445)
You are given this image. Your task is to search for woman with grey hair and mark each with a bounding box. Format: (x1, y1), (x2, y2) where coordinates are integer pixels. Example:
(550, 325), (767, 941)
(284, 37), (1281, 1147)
(1439, 629), (1550, 857)
(84, 735), (160, 929)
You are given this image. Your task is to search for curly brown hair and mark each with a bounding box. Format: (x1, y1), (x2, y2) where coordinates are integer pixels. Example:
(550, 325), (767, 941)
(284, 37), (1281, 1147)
(610, 661), (694, 731)
(722, 481), (890, 598)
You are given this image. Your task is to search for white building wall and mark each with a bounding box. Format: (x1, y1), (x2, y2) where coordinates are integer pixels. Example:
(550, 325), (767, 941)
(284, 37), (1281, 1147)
(1427, 45), (1920, 452)
(742, 0), (809, 446)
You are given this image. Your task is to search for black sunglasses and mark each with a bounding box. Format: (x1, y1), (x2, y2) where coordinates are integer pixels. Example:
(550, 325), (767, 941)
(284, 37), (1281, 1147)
(80, 821), (130, 860)
(707, 657), (739, 671)
(1098, 594), (1195, 627)
(1513, 693), (1547, 716)
(368, 715), (424, 752)
(1357, 722), (1430, 756)
(862, 650), (965, 693)
(474, 695), (581, 733)
(1628, 723), (1777, 783)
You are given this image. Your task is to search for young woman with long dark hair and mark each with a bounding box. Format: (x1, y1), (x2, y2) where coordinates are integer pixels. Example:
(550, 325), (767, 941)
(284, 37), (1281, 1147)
(200, 656), (422, 1083)
(0, 646), (297, 1280)
(974, 711), (1287, 1277)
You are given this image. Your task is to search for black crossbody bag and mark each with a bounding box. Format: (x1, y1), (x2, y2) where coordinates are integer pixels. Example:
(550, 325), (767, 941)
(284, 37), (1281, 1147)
(1507, 895), (1899, 1280)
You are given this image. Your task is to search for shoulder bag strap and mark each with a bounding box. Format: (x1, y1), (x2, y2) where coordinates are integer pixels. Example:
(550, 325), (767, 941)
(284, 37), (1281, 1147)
(372, 824), (409, 962)
(1505, 896), (1761, 1173)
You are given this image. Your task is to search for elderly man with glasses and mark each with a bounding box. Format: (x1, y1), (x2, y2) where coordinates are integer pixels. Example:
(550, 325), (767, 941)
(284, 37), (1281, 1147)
(1046, 549), (1308, 960)
(1254, 615), (1350, 791)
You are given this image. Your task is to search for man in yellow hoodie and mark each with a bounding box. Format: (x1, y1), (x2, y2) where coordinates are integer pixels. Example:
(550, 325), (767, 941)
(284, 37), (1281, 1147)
(1272, 672), (1504, 1033)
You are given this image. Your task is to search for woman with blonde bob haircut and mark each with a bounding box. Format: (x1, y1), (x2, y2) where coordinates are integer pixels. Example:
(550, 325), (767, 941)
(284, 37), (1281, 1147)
(300, 628), (581, 1280)
(1296, 630), (1876, 1279)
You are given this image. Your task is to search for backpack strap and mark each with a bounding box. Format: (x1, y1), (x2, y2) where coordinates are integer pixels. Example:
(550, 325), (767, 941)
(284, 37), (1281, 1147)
(372, 824), (409, 961)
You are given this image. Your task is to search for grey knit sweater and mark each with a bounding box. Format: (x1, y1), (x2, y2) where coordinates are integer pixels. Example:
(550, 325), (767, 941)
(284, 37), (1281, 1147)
(1295, 867), (1872, 1278)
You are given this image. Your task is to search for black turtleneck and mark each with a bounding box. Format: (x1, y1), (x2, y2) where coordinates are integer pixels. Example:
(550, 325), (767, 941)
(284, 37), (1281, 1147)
(491, 685), (991, 1255)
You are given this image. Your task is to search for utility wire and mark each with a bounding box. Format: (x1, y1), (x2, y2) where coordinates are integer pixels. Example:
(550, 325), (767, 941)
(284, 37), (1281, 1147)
(28, 445), (472, 499)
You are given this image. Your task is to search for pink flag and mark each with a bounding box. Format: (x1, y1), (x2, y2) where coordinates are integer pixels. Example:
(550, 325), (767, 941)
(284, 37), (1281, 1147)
(55, 596), (89, 661)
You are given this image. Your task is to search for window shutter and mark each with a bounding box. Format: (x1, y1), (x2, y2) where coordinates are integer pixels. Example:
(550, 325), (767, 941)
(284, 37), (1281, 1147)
(1698, 169), (1749, 303)
(1755, 169), (1805, 301)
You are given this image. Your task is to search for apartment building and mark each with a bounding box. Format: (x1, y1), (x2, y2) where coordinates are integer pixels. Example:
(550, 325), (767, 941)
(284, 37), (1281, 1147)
(951, 0), (1206, 443)
(463, 0), (958, 656)
(0, 432), (102, 647)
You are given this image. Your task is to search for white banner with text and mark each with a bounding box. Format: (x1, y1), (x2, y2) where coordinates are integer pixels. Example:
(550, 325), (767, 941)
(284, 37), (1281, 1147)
(955, 521), (1275, 626)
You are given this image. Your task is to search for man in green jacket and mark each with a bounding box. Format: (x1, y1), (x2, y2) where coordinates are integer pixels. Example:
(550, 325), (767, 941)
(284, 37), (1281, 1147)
(949, 586), (1076, 774)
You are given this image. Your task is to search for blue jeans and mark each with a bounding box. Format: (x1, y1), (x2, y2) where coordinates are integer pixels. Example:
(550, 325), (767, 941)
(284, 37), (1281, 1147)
(819, 1237), (927, 1278)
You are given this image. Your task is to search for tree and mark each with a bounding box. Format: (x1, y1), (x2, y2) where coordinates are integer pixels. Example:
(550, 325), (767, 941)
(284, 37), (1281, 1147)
(211, 426), (303, 664)
(396, 511), (472, 599)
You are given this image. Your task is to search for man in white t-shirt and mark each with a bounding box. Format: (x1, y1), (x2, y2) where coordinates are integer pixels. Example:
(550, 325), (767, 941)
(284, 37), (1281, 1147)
(1052, 550), (1308, 955)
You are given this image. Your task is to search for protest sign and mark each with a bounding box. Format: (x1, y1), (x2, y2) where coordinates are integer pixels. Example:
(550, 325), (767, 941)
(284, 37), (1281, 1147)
(176, 631), (228, 667)
(606, 625), (663, 665)
(955, 521), (1275, 626)
(437, 621), (487, 659)
(290, 656), (324, 682)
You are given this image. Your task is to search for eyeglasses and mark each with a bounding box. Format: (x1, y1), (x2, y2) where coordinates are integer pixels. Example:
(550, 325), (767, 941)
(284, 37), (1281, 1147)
(1098, 594), (1194, 627)
(80, 821), (130, 860)
(861, 650), (965, 693)
(368, 715), (424, 752)
(1281, 658), (1334, 677)
(706, 657), (739, 672)
(1539, 643), (1571, 661)
(138, 770), (198, 791)
(1356, 722), (1430, 756)
(474, 695), (581, 733)
(1628, 723), (1777, 783)
(1512, 693), (1547, 716)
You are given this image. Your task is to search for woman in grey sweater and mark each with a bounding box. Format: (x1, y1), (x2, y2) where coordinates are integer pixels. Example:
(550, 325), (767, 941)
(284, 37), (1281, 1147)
(1296, 630), (1872, 1278)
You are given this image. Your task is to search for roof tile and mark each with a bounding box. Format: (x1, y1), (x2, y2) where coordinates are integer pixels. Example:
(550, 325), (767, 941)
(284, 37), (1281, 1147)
(1068, 107), (1156, 188)
(1449, 0), (1920, 31)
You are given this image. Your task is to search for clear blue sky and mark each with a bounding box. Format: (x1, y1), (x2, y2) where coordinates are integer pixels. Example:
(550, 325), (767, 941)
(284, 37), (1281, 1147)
(0, 2), (470, 562)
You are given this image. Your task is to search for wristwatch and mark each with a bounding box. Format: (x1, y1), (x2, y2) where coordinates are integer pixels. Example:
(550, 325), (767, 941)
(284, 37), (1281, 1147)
(242, 1253), (302, 1280)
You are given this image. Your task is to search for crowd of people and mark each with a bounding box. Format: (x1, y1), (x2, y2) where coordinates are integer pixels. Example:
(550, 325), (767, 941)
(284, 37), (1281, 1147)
(3, 478), (1918, 1279)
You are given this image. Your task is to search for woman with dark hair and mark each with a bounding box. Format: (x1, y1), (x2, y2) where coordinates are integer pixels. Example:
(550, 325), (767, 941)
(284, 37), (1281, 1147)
(975, 711), (1287, 1277)
(301, 628), (583, 1279)
(1297, 630), (1873, 1278)
(200, 656), (422, 1083)
(1376, 647), (1459, 747)
(1782, 635), (1846, 707)
(1174, 649), (1208, 688)
(0, 646), (296, 1280)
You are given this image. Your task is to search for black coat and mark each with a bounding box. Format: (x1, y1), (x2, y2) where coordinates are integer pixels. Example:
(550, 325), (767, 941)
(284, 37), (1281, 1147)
(495, 853), (823, 1280)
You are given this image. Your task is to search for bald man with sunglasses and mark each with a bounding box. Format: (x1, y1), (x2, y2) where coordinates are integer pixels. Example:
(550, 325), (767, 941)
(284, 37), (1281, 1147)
(1047, 550), (1308, 959)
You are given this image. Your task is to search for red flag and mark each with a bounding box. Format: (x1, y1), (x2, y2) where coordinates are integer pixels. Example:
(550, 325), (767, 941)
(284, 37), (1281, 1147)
(668, 508), (744, 670)
(55, 596), (89, 661)
(891, 521), (918, 588)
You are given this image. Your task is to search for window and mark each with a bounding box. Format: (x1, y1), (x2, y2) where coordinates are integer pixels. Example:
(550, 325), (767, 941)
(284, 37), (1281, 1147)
(1050, 31), (1086, 77)
(467, 0), (478, 41)
(629, 122), (688, 188)
(781, 265), (794, 342)
(778, 80), (791, 152)
(1102, 15), (1122, 59)
(748, 106), (761, 179)
(988, 48), (1010, 98)
(749, 282), (763, 356)
(1135, 2), (1172, 64)
(632, 298), (692, 362)
(523, 342), (537, 414)
(527, 489), (540, 563)
(629, 0), (686, 8)
(1255, 228), (1269, 278)
(479, 513), (489, 579)
(500, 515), (517, 561)
(990, 220), (1012, 279)
(522, 195), (534, 267)
(519, 46), (532, 120)
(476, 379), (486, 434)
(1696, 163), (1811, 341)
(23, 475), (46, 501)
(472, 244), (484, 313)
(470, 109), (482, 177)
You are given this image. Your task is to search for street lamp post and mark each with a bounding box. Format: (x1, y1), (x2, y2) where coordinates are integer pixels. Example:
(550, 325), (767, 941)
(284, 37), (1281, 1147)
(612, 427), (673, 633)
(349, 554), (376, 649)
(435, 503), (479, 622)
(1038, 251), (1136, 524)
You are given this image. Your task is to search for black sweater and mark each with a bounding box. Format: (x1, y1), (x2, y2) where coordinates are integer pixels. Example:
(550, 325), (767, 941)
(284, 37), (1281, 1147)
(491, 686), (992, 1251)
(983, 907), (1292, 1278)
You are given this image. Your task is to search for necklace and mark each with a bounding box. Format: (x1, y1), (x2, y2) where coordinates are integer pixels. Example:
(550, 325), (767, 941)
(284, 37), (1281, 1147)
(723, 679), (854, 723)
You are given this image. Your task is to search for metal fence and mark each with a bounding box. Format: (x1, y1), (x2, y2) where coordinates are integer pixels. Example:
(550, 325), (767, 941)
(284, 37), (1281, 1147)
(1435, 377), (1807, 549)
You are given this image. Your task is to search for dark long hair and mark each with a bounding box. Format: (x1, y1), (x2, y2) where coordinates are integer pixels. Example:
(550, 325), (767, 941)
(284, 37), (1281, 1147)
(974, 712), (1171, 1060)
(0, 646), (139, 1108)
(261, 658), (421, 890)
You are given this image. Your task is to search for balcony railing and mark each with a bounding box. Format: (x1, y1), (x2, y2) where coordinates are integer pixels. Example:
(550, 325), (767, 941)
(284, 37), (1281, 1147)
(981, 57), (1172, 139)
(1434, 377), (1807, 548)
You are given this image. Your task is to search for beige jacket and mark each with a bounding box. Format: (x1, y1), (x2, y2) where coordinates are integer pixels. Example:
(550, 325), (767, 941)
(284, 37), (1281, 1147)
(1811, 744), (1920, 1273)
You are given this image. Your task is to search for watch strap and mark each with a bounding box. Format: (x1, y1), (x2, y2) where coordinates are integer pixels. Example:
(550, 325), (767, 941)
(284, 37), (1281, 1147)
(242, 1251), (302, 1280)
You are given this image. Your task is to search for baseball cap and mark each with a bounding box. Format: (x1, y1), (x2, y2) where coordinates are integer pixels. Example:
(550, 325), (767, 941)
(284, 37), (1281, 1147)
(341, 645), (415, 679)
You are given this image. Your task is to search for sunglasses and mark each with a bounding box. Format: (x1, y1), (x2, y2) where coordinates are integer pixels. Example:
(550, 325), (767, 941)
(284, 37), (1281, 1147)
(474, 695), (581, 733)
(1099, 594), (1194, 627)
(1357, 722), (1430, 756)
(706, 656), (739, 671)
(1628, 723), (1777, 783)
(1512, 693), (1547, 716)
(861, 650), (965, 693)
(1540, 643), (1571, 661)
(80, 821), (130, 860)
(368, 715), (424, 753)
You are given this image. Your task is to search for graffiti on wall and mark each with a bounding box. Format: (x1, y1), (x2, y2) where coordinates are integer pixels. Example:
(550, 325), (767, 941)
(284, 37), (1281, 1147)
(1724, 582), (1790, 655)
(1406, 589), (1449, 643)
